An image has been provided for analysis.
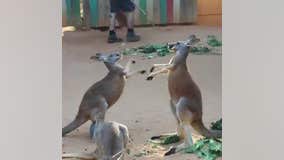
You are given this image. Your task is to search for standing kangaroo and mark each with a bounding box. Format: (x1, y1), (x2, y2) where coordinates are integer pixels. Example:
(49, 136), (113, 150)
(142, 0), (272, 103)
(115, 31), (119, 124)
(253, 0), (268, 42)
(62, 112), (131, 160)
(62, 52), (146, 136)
(146, 35), (222, 155)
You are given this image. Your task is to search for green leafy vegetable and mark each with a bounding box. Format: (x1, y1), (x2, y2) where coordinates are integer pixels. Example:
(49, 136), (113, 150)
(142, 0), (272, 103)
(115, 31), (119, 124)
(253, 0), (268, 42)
(184, 138), (222, 160)
(162, 134), (180, 145)
(207, 35), (222, 47)
(122, 44), (172, 59)
(149, 134), (180, 145)
(210, 118), (222, 131)
(184, 118), (222, 160)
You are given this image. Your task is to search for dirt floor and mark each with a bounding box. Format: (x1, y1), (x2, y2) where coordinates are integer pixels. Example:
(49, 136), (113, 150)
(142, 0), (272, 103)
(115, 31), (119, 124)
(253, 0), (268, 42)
(62, 25), (222, 160)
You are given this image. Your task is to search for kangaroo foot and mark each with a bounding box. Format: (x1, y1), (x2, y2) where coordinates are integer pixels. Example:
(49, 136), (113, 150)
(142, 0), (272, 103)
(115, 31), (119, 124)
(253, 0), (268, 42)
(164, 146), (177, 156)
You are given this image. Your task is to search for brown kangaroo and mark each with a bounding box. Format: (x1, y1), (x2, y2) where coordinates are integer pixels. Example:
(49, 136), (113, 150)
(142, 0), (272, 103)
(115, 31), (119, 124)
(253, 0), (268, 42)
(62, 52), (146, 137)
(146, 35), (221, 155)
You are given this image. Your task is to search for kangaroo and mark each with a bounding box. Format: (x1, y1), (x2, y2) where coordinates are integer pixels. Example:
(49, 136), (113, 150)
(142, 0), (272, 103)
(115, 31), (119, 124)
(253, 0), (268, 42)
(63, 111), (131, 160)
(146, 35), (222, 155)
(62, 52), (146, 137)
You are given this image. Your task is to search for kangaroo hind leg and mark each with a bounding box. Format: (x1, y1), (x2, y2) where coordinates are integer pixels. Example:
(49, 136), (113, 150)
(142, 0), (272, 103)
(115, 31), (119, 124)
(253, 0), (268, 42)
(165, 97), (195, 156)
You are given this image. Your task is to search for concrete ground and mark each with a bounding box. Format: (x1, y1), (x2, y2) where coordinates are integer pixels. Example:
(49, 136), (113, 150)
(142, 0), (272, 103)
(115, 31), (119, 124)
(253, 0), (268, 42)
(62, 25), (222, 160)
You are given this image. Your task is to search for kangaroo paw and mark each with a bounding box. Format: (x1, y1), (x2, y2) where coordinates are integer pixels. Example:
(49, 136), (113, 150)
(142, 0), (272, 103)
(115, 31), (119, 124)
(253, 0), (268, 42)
(140, 70), (146, 74)
(150, 66), (155, 73)
(146, 76), (154, 81)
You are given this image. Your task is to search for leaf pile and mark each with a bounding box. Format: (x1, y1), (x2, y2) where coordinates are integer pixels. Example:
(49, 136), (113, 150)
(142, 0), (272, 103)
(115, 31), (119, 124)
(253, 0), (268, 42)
(207, 35), (222, 47)
(122, 44), (172, 59)
(184, 118), (222, 160)
(149, 134), (180, 145)
(160, 134), (180, 145)
(185, 138), (222, 160)
(210, 118), (222, 130)
(122, 35), (222, 59)
(190, 46), (210, 53)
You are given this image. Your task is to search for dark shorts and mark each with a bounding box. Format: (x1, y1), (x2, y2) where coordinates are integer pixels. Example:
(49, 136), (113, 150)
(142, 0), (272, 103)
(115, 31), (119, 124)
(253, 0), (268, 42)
(110, 0), (135, 13)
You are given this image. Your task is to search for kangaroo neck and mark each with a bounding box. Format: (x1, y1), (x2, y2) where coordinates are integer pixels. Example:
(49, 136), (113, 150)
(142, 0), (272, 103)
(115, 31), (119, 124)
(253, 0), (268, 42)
(104, 63), (124, 77)
(173, 61), (188, 72)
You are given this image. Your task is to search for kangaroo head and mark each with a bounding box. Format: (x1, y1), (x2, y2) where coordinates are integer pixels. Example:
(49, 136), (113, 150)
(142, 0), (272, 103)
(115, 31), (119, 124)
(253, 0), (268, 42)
(90, 52), (123, 72)
(90, 52), (122, 64)
(170, 42), (191, 64)
(169, 35), (200, 64)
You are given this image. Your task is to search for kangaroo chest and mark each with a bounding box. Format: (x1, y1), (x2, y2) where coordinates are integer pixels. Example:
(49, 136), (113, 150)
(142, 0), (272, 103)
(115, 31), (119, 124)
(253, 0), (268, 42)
(168, 69), (199, 103)
(103, 75), (125, 107)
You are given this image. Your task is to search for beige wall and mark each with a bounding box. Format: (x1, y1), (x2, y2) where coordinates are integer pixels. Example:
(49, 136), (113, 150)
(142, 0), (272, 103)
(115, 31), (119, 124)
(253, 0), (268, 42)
(197, 0), (222, 26)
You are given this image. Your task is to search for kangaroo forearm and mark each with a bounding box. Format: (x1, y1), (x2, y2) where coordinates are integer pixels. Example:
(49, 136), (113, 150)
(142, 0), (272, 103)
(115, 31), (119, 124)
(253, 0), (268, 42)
(124, 59), (135, 73)
(125, 69), (146, 79)
(151, 64), (174, 75)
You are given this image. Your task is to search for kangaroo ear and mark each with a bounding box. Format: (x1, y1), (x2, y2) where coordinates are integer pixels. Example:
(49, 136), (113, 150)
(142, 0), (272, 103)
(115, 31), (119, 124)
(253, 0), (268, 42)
(187, 35), (200, 45)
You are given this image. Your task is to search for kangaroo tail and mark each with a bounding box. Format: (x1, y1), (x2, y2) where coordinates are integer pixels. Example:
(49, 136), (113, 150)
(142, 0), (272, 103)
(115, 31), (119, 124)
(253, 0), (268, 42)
(62, 152), (97, 160)
(191, 119), (222, 138)
(62, 115), (88, 137)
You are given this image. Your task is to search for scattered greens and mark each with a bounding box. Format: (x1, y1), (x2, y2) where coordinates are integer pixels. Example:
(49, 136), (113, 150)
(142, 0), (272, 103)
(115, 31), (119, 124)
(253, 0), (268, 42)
(161, 134), (180, 145)
(210, 118), (222, 130)
(148, 118), (222, 160)
(121, 35), (222, 59)
(184, 138), (222, 160)
(207, 35), (222, 47)
(184, 118), (222, 160)
(122, 43), (172, 59)
(149, 134), (180, 145)
(191, 46), (211, 53)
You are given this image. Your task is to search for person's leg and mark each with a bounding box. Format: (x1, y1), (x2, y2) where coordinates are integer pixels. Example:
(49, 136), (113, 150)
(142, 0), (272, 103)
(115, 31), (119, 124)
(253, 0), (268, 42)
(120, 0), (140, 42)
(108, 0), (123, 43)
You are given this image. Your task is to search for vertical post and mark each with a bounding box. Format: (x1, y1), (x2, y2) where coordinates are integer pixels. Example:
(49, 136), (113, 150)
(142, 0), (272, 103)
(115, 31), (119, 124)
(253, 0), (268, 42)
(83, 0), (90, 29)
(167, 0), (174, 23)
(139, 0), (147, 25)
(65, 0), (81, 27)
(89, 0), (99, 27)
(160, 0), (167, 24)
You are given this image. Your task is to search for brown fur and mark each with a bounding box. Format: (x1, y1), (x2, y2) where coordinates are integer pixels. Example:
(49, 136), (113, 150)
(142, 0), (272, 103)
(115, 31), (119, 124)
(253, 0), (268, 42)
(146, 37), (221, 155)
(62, 53), (145, 137)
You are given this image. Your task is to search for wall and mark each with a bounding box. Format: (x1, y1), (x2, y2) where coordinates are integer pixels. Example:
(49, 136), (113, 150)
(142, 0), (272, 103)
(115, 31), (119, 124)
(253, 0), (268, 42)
(62, 0), (198, 27)
(197, 0), (222, 26)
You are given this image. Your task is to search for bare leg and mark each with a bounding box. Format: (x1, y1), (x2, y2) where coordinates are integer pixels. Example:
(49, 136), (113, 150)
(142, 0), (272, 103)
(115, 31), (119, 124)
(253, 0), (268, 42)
(125, 11), (140, 42)
(109, 13), (116, 31)
(125, 12), (134, 29)
(108, 12), (123, 43)
(62, 114), (88, 136)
